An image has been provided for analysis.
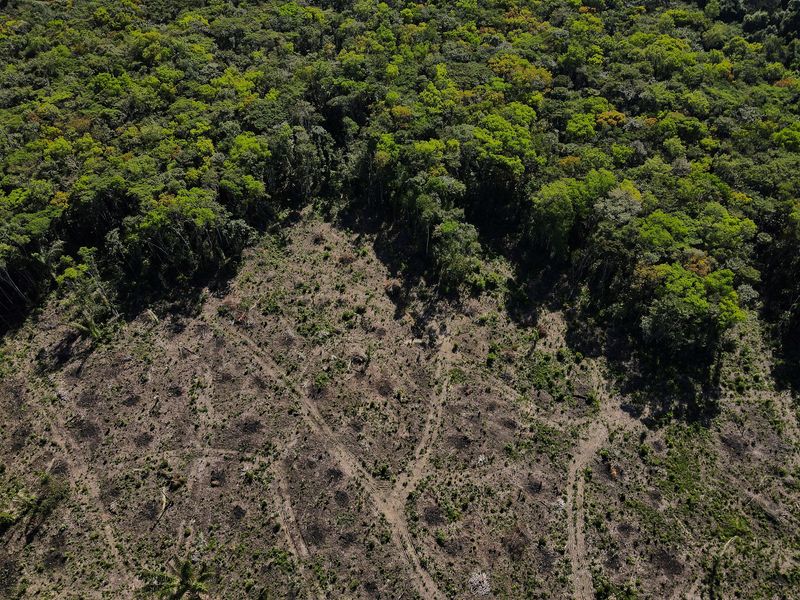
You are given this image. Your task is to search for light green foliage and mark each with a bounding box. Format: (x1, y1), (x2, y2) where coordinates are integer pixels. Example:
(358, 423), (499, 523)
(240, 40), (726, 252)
(697, 202), (756, 262)
(641, 264), (745, 354)
(473, 111), (538, 178)
(566, 113), (596, 140)
(773, 122), (800, 151)
(137, 188), (223, 231)
(228, 132), (272, 174)
(56, 247), (118, 342)
(0, 0), (796, 379)
(529, 170), (617, 255)
(638, 210), (696, 260)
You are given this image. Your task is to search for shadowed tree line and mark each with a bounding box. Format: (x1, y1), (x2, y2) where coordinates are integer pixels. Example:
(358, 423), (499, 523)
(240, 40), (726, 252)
(1, 0), (799, 402)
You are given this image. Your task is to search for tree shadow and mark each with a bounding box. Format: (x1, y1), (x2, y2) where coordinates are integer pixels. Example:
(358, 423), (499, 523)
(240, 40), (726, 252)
(4, 194), (735, 431)
(0, 265), (51, 339)
(771, 321), (800, 394)
(335, 202), (431, 320)
(501, 257), (722, 427)
(337, 193), (725, 429)
(115, 258), (242, 324)
(5, 241), (248, 376)
(568, 310), (722, 426)
(0, 303), (35, 340)
(611, 356), (722, 427)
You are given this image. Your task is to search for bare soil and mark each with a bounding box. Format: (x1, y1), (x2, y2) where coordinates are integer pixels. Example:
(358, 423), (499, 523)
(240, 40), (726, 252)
(1, 214), (798, 599)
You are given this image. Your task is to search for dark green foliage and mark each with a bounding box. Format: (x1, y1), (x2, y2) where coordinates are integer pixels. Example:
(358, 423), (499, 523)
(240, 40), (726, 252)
(0, 0), (798, 383)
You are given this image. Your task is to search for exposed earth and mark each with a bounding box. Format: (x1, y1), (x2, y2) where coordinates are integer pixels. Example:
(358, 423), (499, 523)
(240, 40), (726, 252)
(1, 214), (798, 598)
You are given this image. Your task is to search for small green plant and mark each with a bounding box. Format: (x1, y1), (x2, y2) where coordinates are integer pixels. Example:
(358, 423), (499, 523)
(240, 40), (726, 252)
(486, 342), (501, 366)
(371, 461), (392, 480)
(141, 556), (213, 599)
(449, 367), (467, 384)
(435, 528), (448, 546)
(313, 371), (331, 392)
(56, 247), (119, 342)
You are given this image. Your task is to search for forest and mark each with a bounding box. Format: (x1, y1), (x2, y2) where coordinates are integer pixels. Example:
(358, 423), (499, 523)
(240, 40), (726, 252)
(1, 0), (799, 399)
(2, 1), (800, 598)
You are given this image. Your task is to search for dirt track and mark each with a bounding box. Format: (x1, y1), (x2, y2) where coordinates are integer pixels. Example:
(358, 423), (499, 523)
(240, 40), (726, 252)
(565, 386), (640, 600)
(221, 316), (452, 599)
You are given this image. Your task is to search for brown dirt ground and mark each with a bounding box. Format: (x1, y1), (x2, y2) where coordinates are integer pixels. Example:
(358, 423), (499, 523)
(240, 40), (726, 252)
(1, 214), (798, 599)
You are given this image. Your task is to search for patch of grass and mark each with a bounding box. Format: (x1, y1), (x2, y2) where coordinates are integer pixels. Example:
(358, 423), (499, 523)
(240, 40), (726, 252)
(520, 350), (575, 402)
(592, 568), (640, 600)
(258, 290), (286, 315)
(449, 367), (467, 384)
(265, 548), (295, 574)
(504, 419), (572, 463)
(623, 498), (683, 546)
(295, 305), (333, 341)
(371, 461), (392, 481)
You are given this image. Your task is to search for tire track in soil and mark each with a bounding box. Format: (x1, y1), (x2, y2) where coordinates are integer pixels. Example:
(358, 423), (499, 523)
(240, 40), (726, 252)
(158, 442), (323, 596)
(274, 457), (326, 600)
(565, 392), (640, 600)
(389, 338), (451, 509)
(222, 321), (447, 600)
(156, 314), (330, 597)
(158, 445), (270, 465)
(44, 395), (130, 592)
(294, 381), (444, 600)
(565, 420), (607, 600)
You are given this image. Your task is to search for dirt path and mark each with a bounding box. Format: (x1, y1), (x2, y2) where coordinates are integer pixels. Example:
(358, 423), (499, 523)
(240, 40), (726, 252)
(293, 359), (446, 600)
(44, 394), (130, 592)
(158, 444), (270, 466)
(565, 419), (607, 600)
(565, 384), (640, 600)
(159, 440), (325, 598)
(194, 365), (220, 440)
(389, 338), (451, 509)
(274, 468), (311, 560)
(274, 459), (326, 600)
(222, 321), (447, 599)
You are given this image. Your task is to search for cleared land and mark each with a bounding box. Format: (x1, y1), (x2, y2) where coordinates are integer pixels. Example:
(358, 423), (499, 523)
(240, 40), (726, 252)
(1, 215), (798, 598)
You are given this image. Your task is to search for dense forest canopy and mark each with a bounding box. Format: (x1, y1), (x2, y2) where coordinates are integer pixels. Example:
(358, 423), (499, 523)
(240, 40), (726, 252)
(1, 0), (799, 390)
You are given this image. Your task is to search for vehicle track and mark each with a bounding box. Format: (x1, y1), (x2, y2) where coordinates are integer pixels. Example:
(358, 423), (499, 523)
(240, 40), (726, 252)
(158, 440), (325, 597)
(222, 321), (448, 599)
(565, 390), (640, 600)
(44, 393), (130, 592)
(389, 338), (451, 510)
(274, 458), (326, 600)
(565, 419), (607, 600)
